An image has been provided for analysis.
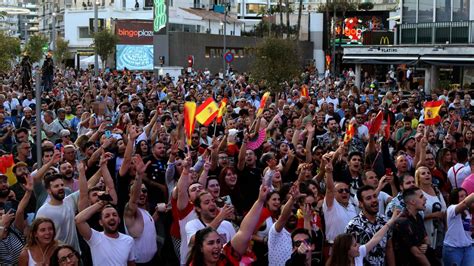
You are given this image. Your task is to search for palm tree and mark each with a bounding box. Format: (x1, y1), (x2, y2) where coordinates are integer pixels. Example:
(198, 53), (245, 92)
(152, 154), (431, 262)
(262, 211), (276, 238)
(285, 0), (290, 37)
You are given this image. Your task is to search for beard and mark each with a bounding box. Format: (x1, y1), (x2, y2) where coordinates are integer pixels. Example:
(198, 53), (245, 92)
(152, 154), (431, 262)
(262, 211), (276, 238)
(0, 188), (10, 198)
(63, 171), (74, 180)
(103, 222), (119, 234)
(51, 189), (65, 201)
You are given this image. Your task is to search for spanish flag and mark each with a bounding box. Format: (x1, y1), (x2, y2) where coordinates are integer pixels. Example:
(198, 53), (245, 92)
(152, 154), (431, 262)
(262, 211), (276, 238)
(217, 98), (228, 124)
(424, 100), (444, 125)
(184, 102), (196, 145)
(384, 115), (391, 140)
(369, 110), (384, 135)
(257, 92), (270, 117)
(301, 85), (309, 98)
(196, 97), (219, 126)
(344, 123), (355, 145)
(0, 154), (15, 185)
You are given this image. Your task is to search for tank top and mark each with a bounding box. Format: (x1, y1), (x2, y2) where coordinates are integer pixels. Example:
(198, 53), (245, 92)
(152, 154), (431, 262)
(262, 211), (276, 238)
(124, 208), (158, 263)
(27, 249), (38, 266)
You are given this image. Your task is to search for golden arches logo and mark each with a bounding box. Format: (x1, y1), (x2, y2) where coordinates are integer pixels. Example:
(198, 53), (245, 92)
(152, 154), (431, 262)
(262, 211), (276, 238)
(380, 36), (390, 45)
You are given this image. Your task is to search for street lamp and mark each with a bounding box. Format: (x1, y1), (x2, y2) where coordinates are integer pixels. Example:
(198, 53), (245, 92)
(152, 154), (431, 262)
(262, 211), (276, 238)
(94, 0), (99, 76)
(24, 22), (28, 43)
(222, 2), (229, 78)
(52, 12), (56, 51)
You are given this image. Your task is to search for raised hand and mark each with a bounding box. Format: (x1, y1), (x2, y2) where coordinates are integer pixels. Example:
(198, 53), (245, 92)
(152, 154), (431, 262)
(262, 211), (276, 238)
(133, 155), (151, 177)
(257, 185), (269, 203)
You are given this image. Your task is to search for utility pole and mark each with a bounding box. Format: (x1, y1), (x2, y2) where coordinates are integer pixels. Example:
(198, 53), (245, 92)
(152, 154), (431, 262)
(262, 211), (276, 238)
(94, 0), (99, 76)
(223, 2), (228, 77)
(52, 12), (56, 51)
(331, 0), (336, 75)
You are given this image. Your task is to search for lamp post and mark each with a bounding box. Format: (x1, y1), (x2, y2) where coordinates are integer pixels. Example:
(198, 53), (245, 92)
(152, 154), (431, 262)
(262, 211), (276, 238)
(52, 12), (56, 51)
(222, 2), (229, 77)
(24, 22), (28, 43)
(94, 0), (99, 76)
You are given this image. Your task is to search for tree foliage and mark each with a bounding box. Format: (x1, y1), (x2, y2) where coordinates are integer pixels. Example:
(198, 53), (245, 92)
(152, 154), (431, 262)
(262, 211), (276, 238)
(92, 29), (119, 69)
(54, 37), (70, 69)
(250, 38), (300, 91)
(25, 34), (49, 63)
(0, 32), (21, 74)
(358, 2), (374, 11)
(317, 1), (358, 13)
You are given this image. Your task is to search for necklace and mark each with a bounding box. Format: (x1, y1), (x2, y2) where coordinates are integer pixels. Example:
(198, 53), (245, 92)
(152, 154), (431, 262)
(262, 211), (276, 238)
(36, 244), (52, 266)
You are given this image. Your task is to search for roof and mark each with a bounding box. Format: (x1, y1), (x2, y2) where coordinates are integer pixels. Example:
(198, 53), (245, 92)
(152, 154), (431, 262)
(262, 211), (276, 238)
(180, 8), (242, 24)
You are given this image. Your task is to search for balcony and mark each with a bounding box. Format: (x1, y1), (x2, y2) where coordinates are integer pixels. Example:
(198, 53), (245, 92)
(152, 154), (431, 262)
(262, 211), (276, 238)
(399, 21), (474, 45)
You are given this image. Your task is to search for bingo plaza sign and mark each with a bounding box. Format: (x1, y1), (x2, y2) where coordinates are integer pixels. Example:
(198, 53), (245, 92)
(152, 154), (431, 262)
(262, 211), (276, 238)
(115, 20), (154, 45)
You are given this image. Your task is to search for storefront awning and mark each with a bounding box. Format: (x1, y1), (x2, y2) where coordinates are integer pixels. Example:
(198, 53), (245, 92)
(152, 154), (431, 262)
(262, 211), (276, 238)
(342, 55), (419, 65)
(419, 56), (474, 66)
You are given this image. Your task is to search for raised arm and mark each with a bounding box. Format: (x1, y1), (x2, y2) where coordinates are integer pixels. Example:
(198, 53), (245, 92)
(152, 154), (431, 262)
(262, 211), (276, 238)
(33, 150), (61, 183)
(323, 155), (336, 209)
(100, 153), (117, 205)
(237, 132), (249, 171)
(365, 210), (400, 253)
(14, 177), (33, 232)
(144, 109), (160, 137)
(275, 183), (300, 233)
(198, 158), (211, 187)
(119, 125), (140, 177)
(124, 156), (150, 219)
(305, 123), (315, 163)
(231, 185), (269, 255)
(177, 154), (193, 211)
(77, 162), (89, 212)
(75, 201), (105, 241)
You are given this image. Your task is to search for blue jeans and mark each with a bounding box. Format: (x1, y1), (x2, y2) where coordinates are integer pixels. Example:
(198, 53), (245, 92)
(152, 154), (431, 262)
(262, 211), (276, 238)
(443, 245), (474, 266)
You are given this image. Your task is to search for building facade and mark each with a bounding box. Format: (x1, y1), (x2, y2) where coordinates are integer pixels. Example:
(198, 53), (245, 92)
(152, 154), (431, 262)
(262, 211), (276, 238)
(343, 0), (474, 92)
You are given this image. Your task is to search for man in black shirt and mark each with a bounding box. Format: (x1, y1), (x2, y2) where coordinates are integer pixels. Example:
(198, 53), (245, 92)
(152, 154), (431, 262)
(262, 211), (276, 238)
(392, 187), (430, 266)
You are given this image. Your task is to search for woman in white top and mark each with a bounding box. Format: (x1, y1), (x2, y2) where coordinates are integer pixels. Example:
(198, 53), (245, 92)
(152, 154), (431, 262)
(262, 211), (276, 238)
(326, 210), (399, 266)
(443, 188), (474, 266)
(18, 217), (58, 266)
(415, 166), (446, 253)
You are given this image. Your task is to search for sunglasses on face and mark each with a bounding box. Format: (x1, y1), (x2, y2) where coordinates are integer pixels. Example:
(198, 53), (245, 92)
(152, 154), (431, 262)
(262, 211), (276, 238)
(337, 188), (350, 194)
(293, 238), (310, 247)
(141, 188), (148, 193)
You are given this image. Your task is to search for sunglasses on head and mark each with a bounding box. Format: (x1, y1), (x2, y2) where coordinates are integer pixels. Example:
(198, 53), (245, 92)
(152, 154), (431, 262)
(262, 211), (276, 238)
(337, 188), (350, 194)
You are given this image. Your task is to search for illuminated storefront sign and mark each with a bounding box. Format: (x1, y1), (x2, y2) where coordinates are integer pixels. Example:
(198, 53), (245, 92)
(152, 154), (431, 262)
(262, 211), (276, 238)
(154, 0), (166, 32)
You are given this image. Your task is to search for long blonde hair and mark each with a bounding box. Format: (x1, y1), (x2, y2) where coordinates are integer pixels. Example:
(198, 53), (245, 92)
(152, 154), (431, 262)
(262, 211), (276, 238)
(26, 218), (57, 248)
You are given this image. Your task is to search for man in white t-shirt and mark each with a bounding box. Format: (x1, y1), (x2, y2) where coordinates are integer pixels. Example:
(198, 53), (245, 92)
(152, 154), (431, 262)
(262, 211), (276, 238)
(185, 191), (235, 247)
(322, 154), (358, 244)
(447, 148), (471, 188)
(268, 183), (303, 266)
(76, 203), (135, 266)
(36, 174), (81, 252)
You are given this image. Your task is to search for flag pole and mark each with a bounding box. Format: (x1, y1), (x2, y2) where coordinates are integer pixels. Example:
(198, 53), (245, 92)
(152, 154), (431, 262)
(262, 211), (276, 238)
(213, 120), (217, 137)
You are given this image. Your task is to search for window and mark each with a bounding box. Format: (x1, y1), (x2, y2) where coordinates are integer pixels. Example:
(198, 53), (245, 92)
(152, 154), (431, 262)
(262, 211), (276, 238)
(402, 0), (417, 23)
(436, 0), (451, 22)
(418, 0), (434, 23)
(453, 0), (469, 21)
(246, 4), (266, 14)
(78, 27), (92, 38)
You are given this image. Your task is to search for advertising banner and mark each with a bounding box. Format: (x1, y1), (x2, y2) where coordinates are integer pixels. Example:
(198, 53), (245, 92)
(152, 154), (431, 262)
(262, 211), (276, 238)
(116, 45), (154, 70)
(115, 20), (154, 45)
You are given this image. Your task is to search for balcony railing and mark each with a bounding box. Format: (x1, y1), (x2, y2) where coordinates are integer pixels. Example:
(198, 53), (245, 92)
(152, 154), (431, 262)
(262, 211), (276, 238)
(399, 20), (474, 45)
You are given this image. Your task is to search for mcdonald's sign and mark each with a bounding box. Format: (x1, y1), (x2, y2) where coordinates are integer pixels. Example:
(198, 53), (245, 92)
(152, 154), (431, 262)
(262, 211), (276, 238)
(380, 36), (390, 45)
(362, 31), (394, 45)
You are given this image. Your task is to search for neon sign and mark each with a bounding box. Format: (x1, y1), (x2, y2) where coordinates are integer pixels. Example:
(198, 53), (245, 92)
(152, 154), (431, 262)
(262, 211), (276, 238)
(154, 0), (166, 32)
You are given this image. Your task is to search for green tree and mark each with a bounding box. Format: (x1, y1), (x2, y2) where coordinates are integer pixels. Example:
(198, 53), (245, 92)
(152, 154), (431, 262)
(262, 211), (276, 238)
(0, 32), (21, 74)
(25, 34), (49, 63)
(92, 29), (119, 69)
(54, 37), (70, 69)
(250, 38), (300, 91)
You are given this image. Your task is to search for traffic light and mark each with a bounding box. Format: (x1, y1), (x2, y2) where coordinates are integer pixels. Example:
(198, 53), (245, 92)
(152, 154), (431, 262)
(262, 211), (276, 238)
(159, 56), (165, 66)
(187, 55), (194, 68)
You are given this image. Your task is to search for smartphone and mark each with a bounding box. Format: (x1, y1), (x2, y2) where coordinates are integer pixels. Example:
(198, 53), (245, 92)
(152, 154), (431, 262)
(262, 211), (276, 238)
(385, 168), (393, 176)
(98, 193), (113, 202)
(263, 169), (274, 188)
(105, 130), (112, 139)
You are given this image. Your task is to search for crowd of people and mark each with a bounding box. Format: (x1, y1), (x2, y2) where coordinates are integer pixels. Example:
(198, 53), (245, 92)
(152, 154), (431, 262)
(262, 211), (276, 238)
(1, 58), (474, 266)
